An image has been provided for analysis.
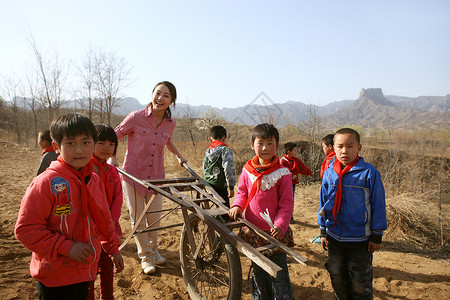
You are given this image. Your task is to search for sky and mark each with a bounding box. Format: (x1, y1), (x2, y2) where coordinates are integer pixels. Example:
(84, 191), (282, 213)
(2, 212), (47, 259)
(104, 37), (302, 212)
(1, 0), (449, 108)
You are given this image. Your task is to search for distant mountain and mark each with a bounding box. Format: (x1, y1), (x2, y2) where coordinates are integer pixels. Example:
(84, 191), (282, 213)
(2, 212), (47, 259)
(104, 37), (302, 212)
(6, 89), (449, 130)
(327, 88), (450, 130)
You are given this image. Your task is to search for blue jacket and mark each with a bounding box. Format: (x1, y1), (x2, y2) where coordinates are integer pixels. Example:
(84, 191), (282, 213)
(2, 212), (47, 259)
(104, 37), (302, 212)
(318, 157), (387, 243)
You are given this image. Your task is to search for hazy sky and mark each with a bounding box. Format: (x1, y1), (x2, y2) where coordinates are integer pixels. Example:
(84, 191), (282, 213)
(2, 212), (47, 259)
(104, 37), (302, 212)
(1, 0), (449, 108)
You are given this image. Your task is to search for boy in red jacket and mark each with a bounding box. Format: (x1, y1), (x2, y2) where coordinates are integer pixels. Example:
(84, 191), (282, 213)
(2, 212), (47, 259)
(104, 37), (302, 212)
(320, 134), (335, 181)
(15, 113), (124, 300)
(280, 142), (312, 222)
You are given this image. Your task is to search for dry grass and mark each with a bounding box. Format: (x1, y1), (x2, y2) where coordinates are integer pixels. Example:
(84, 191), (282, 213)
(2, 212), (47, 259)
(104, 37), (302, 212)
(168, 124), (450, 255)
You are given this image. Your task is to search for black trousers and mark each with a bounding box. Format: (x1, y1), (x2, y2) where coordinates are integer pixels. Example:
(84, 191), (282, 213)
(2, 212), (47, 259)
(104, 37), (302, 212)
(37, 281), (90, 300)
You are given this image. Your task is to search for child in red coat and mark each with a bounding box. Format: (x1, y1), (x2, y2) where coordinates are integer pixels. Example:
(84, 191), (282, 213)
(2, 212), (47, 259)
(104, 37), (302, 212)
(280, 142), (312, 222)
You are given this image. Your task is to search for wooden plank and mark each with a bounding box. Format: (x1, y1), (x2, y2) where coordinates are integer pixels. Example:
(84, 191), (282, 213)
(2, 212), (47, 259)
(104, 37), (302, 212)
(119, 193), (156, 251)
(239, 219), (308, 266)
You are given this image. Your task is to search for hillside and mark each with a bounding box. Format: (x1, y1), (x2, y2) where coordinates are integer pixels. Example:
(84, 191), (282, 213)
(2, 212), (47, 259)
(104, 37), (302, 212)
(327, 89), (450, 130)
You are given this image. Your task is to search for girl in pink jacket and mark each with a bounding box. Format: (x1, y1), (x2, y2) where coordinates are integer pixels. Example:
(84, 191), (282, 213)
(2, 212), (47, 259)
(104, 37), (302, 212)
(228, 123), (294, 300)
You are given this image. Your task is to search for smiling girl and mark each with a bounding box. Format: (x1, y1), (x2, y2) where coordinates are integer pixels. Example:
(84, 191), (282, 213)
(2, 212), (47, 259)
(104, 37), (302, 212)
(114, 81), (187, 274)
(88, 124), (123, 299)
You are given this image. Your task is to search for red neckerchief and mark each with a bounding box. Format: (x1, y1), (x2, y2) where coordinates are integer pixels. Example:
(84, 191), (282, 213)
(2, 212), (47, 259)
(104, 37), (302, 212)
(57, 156), (109, 239)
(332, 157), (359, 220)
(91, 155), (113, 206)
(42, 146), (55, 155)
(209, 140), (228, 149)
(282, 154), (298, 172)
(242, 155), (280, 211)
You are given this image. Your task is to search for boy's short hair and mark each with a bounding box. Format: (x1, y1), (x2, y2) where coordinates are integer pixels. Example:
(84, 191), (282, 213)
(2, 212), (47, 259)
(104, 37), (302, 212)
(95, 124), (119, 155)
(210, 125), (227, 140)
(334, 128), (360, 144)
(50, 113), (97, 146)
(38, 129), (52, 144)
(322, 134), (334, 146)
(252, 123), (279, 145)
(283, 142), (297, 154)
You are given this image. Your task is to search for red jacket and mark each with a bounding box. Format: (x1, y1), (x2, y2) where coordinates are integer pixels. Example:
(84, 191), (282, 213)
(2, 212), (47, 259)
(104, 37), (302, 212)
(280, 155), (312, 184)
(15, 160), (120, 287)
(320, 151), (336, 180)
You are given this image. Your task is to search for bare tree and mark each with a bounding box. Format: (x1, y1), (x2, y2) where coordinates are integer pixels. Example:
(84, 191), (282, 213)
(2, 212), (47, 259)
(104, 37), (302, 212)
(195, 108), (225, 131)
(1, 76), (23, 144)
(25, 32), (69, 123)
(77, 46), (97, 120)
(91, 49), (132, 125)
(294, 104), (324, 179)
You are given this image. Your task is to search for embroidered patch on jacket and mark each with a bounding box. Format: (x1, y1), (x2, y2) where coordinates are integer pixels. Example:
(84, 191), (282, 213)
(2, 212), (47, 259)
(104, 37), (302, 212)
(50, 177), (74, 215)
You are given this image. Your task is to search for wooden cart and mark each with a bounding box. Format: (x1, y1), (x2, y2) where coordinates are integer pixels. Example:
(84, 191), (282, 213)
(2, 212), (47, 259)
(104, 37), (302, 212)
(117, 164), (307, 299)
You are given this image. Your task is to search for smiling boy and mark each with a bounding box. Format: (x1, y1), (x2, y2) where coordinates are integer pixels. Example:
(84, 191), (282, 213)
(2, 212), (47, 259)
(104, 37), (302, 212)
(15, 113), (123, 299)
(318, 127), (387, 299)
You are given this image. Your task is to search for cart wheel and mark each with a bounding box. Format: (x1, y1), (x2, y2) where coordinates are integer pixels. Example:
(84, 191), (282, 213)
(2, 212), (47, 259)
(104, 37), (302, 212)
(180, 213), (242, 300)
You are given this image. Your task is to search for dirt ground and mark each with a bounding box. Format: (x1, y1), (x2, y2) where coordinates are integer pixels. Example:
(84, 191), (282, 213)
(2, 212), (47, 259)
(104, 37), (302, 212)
(0, 140), (449, 299)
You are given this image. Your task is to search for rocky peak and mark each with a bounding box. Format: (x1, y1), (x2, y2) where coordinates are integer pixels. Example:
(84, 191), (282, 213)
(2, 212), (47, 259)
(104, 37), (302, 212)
(358, 88), (394, 106)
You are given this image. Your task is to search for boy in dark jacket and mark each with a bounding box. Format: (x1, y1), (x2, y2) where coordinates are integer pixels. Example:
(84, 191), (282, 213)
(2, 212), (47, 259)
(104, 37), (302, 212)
(202, 125), (236, 207)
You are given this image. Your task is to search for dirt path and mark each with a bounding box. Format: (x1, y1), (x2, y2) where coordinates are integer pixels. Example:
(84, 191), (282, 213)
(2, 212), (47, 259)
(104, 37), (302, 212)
(0, 141), (448, 299)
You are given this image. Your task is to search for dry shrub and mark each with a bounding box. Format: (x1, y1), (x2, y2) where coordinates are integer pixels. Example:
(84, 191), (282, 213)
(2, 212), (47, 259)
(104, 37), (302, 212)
(385, 192), (449, 253)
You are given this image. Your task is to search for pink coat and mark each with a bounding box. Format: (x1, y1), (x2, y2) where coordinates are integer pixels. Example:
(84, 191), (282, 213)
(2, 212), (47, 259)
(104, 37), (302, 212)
(15, 160), (119, 287)
(232, 165), (293, 234)
(115, 106), (176, 195)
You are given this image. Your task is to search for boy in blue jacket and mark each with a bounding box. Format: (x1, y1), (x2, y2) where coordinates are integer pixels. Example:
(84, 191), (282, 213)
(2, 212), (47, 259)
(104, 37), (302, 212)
(318, 128), (387, 299)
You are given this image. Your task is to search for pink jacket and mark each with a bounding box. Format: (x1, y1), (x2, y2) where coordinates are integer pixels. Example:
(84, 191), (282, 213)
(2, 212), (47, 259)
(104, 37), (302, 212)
(15, 160), (120, 287)
(106, 164), (123, 237)
(232, 165), (293, 234)
(115, 107), (176, 195)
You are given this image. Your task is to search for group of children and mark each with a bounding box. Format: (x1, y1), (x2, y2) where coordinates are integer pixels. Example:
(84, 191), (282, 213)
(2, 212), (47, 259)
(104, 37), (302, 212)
(17, 109), (386, 299)
(16, 114), (125, 299)
(203, 124), (387, 299)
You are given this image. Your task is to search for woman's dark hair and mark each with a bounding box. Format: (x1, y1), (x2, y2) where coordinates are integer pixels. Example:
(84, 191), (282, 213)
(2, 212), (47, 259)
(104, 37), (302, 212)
(50, 113), (97, 145)
(146, 81), (177, 119)
(251, 123), (279, 145)
(95, 124), (119, 155)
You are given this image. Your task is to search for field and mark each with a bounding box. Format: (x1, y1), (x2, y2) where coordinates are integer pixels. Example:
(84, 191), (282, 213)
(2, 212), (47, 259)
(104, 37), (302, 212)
(0, 130), (449, 299)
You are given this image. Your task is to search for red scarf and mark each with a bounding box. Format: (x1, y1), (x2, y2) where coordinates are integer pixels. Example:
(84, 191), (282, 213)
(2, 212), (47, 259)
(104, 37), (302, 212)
(42, 145), (55, 155)
(332, 157), (359, 219)
(91, 156), (113, 206)
(209, 140), (228, 149)
(282, 154), (298, 172)
(57, 156), (109, 239)
(242, 156), (280, 211)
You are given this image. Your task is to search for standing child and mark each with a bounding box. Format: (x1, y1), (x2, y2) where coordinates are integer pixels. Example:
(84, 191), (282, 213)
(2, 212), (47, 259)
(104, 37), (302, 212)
(202, 125), (236, 207)
(88, 124), (123, 300)
(320, 133), (335, 181)
(15, 113), (124, 300)
(228, 123), (294, 300)
(280, 142), (312, 222)
(318, 128), (387, 299)
(37, 129), (59, 176)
